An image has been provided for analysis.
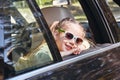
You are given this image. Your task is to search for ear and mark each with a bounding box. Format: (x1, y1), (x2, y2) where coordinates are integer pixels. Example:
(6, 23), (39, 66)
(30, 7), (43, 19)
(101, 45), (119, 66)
(50, 21), (59, 32)
(50, 21), (59, 40)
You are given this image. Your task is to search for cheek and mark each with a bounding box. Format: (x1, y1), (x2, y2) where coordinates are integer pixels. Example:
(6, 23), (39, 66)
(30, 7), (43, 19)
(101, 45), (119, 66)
(55, 34), (64, 44)
(56, 38), (66, 51)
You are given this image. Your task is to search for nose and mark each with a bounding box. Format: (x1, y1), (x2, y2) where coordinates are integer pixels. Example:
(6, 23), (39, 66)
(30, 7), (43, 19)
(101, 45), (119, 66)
(69, 39), (77, 47)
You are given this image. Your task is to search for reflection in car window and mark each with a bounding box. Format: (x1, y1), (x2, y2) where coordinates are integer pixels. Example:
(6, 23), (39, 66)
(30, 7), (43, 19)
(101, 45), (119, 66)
(6, 0), (54, 74)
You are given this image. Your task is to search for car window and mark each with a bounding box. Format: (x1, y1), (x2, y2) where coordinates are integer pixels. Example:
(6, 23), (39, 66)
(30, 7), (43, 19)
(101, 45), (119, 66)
(5, 0), (55, 76)
(37, 0), (94, 43)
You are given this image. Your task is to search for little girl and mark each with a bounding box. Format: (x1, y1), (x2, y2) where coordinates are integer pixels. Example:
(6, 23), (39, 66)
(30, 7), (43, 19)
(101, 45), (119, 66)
(50, 17), (90, 57)
(12, 17), (90, 71)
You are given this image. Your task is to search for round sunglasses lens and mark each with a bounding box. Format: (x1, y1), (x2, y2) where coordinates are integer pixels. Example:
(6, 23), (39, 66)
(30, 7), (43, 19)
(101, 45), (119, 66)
(65, 33), (73, 39)
(76, 38), (83, 44)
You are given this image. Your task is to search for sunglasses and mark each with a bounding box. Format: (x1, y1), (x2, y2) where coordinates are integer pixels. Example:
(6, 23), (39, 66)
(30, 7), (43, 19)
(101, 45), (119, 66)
(65, 32), (83, 44)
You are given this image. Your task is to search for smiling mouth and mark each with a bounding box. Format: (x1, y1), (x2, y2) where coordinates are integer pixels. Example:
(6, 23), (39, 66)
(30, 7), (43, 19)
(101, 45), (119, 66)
(65, 44), (72, 50)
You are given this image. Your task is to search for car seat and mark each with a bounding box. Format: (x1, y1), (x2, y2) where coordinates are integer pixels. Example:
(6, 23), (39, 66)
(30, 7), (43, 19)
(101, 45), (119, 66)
(41, 6), (75, 26)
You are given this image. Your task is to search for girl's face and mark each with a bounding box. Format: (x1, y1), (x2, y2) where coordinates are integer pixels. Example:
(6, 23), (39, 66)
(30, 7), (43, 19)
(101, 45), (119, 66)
(55, 23), (84, 52)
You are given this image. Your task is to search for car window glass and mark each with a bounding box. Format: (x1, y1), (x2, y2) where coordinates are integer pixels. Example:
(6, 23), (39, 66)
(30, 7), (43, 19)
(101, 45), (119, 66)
(5, 0), (54, 75)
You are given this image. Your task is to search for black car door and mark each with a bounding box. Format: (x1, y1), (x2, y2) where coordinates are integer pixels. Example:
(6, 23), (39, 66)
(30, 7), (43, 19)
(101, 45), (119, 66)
(1, 0), (120, 80)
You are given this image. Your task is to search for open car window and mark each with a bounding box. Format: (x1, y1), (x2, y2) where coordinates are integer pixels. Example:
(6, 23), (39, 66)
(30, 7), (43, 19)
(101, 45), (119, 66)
(36, 0), (120, 58)
(37, 0), (95, 45)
